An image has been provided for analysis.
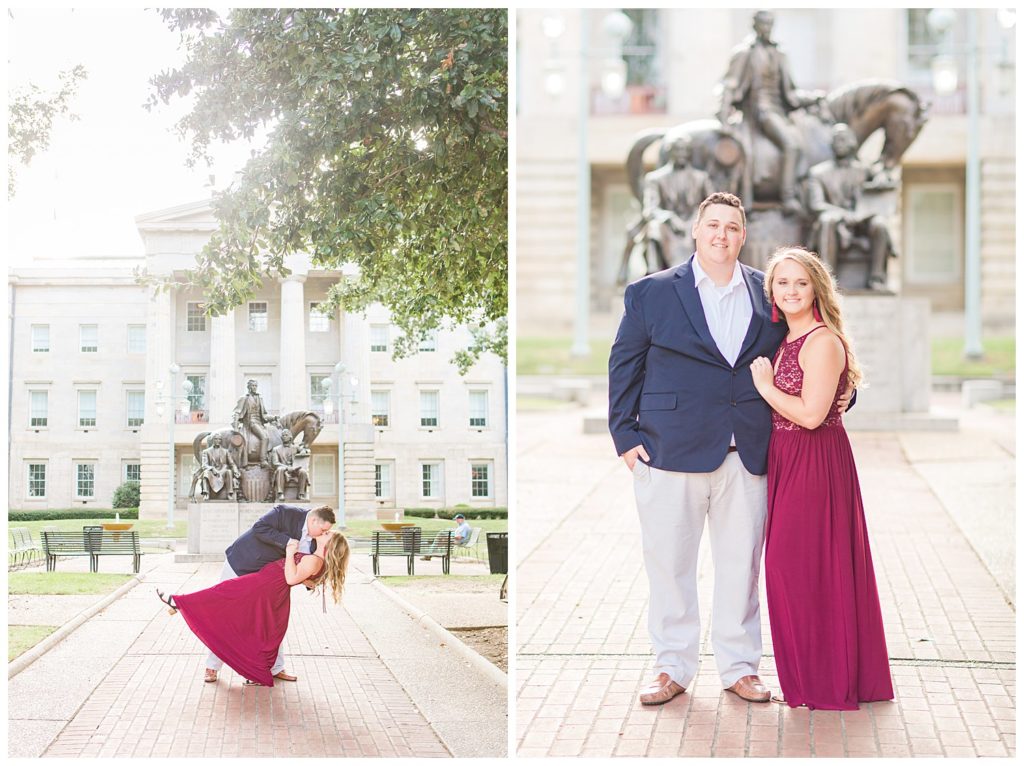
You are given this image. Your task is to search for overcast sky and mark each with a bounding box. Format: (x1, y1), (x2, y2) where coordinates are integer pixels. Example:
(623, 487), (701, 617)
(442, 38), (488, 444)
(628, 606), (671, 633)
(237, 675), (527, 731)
(7, 7), (259, 265)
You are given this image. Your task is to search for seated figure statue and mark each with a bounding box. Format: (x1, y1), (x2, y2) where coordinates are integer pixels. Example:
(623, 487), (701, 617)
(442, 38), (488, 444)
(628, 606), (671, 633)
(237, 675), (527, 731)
(198, 433), (240, 501)
(639, 134), (715, 270)
(270, 430), (310, 502)
(807, 123), (896, 291)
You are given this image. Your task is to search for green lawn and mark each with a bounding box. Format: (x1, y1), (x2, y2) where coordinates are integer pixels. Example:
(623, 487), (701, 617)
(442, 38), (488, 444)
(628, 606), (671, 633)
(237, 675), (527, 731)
(8, 572), (133, 595)
(9, 625), (59, 662)
(341, 518), (507, 536)
(518, 337), (611, 376)
(520, 334), (1016, 380)
(8, 518), (187, 539)
(931, 336), (1015, 378)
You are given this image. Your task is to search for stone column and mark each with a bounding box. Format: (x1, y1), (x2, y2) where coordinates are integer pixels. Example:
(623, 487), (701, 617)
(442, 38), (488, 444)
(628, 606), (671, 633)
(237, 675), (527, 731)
(140, 285), (175, 519)
(279, 275), (308, 412)
(208, 308), (237, 424)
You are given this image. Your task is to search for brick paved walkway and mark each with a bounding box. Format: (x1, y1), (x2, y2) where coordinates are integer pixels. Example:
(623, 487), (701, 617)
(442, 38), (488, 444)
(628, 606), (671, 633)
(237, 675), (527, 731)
(516, 405), (1015, 757)
(14, 558), (455, 758)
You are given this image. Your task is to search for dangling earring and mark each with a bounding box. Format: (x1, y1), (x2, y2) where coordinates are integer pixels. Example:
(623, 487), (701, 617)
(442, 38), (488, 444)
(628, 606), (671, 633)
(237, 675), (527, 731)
(771, 303), (779, 323)
(812, 300), (823, 322)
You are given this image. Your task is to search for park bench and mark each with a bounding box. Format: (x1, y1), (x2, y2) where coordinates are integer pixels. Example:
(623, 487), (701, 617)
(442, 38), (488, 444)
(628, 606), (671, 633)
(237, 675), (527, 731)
(369, 527), (453, 576)
(9, 527), (42, 568)
(41, 529), (143, 573)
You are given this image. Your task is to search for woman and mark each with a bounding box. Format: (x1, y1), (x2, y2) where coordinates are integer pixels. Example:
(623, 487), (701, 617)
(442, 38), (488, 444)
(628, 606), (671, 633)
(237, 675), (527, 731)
(157, 530), (350, 687)
(749, 246), (893, 710)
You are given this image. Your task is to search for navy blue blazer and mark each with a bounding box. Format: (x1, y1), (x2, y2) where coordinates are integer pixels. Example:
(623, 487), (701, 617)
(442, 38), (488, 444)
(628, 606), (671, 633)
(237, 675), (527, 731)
(608, 257), (788, 476)
(226, 504), (310, 576)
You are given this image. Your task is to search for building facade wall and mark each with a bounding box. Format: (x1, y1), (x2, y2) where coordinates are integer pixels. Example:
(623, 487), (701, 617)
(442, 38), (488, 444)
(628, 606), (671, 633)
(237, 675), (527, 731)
(9, 204), (508, 519)
(517, 8), (1015, 335)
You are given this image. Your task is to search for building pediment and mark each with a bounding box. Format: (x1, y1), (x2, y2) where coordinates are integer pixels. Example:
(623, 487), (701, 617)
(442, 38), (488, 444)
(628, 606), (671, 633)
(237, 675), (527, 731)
(135, 199), (218, 233)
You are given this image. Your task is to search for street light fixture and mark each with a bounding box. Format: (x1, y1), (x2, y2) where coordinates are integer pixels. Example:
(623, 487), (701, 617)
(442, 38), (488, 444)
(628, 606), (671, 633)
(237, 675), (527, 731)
(320, 361), (359, 529)
(154, 364), (193, 529)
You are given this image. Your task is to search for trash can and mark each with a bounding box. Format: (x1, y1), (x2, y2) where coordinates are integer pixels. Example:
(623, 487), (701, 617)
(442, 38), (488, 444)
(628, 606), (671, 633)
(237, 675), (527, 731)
(486, 532), (508, 574)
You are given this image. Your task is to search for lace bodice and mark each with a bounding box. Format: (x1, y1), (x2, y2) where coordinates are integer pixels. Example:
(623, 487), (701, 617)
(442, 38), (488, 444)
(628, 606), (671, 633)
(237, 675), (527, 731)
(771, 326), (847, 432)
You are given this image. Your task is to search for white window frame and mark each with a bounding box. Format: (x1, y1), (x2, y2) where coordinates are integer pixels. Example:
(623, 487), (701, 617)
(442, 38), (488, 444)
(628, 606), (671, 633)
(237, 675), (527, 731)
(74, 462), (96, 500)
(312, 454), (336, 496)
(127, 324), (146, 354)
(123, 462), (142, 484)
(469, 389), (489, 428)
(186, 302), (207, 332)
(29, 390), (48, 428)
(31, 324), (50, 353)
(248, 301), (268, 332)
(419, 390), (440, 428)
(185, 373), (207, 412)
(27, 462), (47, 499)
(420, 461), (443, 499)
(126, 390), (145, 428)
(471, 461), (493, 499)
(371, 390), (391, 428)
(309, 302), (331, 332)
(310, 374), (330, 409)
(79, 324), (98, 353)
(78, 389), (98, 428)
(418, 331), (438, 352)
(374, 461), (394, 501)
(370, 324), (389, 352)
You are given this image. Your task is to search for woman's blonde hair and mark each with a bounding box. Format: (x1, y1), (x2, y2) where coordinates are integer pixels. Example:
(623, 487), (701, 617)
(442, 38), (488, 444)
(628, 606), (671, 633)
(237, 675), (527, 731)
(310, 531), (350, 604)
(764, 246), (864, 388)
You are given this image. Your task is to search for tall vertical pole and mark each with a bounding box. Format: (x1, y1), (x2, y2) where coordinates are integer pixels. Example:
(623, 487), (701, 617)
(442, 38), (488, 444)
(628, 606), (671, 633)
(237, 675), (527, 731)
(571, 10), (591, 357)
(166, 364), (179, 529)
(334, 362), (346, 528)
(963, 9), (983, 359)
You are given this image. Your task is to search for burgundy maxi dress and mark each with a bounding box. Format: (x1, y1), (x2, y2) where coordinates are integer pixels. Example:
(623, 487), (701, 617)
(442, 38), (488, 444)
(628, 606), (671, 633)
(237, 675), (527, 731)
(765, 326), (893, 710)
(174, 552), (322, 687)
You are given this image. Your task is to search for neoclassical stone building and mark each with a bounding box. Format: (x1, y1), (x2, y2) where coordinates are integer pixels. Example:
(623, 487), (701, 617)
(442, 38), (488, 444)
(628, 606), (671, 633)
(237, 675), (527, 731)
(9, 200), (507, 520)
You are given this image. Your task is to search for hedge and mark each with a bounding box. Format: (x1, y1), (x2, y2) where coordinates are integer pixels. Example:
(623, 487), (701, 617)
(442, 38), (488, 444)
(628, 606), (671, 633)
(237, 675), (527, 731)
(403, 508), (507, 520)
(8, 508), (140, 522)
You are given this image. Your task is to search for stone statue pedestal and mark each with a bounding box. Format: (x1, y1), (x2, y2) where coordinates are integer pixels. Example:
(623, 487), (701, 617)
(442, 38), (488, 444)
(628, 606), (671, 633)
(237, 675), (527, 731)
(841, 296), (956, 431)
(175, 501), (314, 563)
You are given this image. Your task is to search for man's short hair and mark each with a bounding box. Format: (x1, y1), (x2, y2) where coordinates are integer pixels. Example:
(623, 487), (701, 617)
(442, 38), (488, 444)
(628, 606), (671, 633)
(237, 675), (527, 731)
(696, 192), (747, 229)
(310, 506), (336, 524)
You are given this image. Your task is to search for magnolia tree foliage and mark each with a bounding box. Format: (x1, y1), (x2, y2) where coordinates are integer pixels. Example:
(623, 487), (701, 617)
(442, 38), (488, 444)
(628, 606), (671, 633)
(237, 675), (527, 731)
(145, 8), (508, 371)
(8, 65), (87, 199)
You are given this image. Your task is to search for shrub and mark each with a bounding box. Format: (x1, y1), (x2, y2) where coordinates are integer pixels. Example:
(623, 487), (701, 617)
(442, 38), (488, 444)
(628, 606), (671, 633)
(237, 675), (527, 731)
(112, 481), (141, 509)
(8, 508), (140, 522)
(399, 508), (507, 520)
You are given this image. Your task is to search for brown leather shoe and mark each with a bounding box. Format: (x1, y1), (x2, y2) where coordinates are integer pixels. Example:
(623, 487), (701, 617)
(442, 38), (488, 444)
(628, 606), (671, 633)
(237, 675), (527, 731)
(273, 671), (297, 682)
(725, 675), (771, 703)
(204, 669), (217, 683)
(638, 673), (686, 706)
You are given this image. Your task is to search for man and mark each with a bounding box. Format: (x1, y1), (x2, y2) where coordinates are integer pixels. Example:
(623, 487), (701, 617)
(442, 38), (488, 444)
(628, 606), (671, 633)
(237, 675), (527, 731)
(717, 10), (825, 214)
(232, 379), (276, 468)
(640, 134), (716, 270)
(198, 433), (240, 501)
(808, 123), (895, 290)
(609, 191), (786, 706)
(270, 430), (311, 501)
(421, 513), (473, 561)
(203, 504), (335, 684)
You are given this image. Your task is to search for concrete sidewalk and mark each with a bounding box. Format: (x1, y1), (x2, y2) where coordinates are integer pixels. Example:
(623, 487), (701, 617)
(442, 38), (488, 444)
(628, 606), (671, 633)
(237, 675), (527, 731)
(516, 394), (1015, 757)
(9, 546), (507, 758)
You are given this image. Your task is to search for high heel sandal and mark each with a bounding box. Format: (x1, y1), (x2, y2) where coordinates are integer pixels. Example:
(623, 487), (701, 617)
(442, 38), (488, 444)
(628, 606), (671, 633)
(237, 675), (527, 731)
(156, 589), (178, 615)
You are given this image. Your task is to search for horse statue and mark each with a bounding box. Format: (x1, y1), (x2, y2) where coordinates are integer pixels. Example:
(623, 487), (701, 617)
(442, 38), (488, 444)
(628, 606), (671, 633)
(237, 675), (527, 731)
(190, 410), (323, 502)
(620, 80), (928, 280)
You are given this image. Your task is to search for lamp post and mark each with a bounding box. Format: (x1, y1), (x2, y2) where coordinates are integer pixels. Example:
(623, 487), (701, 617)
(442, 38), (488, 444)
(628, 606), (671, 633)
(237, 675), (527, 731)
(926, 8), (1015, 361)
(543, 10), (633, 358)
(321, 361), (359, 529)
(154, 363), (193, 529)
